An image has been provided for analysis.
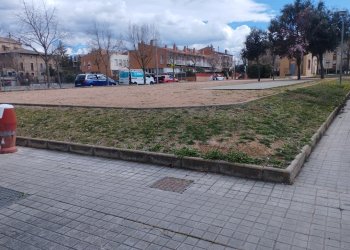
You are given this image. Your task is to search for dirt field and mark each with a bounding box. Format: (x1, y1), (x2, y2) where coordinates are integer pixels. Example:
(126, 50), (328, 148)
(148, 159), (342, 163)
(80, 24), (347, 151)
(0, 79), (278, 108)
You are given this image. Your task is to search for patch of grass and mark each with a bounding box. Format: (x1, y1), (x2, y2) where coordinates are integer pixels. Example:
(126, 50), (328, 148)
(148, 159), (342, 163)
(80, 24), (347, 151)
(204, 149), (226, 160)
(239, 132), (255, 142)
(173, 147), (200, 158)
(15, 80), (350, 168)
(259, 137), (272, 147)
(227, 151), (263, 165)
(203, 149), (261, 164)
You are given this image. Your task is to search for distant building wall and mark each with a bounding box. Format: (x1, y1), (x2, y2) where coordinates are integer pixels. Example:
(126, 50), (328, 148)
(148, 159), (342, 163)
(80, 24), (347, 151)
(80, 52), (111, 77)
(279, 53), (317, 78)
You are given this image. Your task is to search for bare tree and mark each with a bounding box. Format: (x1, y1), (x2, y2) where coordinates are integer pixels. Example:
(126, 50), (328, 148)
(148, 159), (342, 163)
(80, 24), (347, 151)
(167, 51), (177, 79)
(188, 52), (201, 81)
(17, 0), (61, 87)
(128, 23), (158, 84)
(207, 54), (221, 74)
(89, 22), (123, 84)
(52, 41), (66, 88)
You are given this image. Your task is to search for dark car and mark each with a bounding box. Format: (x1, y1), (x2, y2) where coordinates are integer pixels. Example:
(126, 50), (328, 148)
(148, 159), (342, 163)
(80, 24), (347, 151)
(75, 74), (116, 87)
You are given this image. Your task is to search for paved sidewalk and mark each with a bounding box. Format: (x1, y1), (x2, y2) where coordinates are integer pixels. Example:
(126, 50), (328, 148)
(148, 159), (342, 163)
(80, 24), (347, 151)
(0, 101), (350, 250)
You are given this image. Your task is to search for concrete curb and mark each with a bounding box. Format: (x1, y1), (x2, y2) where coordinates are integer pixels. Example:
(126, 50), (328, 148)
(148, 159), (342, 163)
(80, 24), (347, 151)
(15, 91), (350, 184)
(284, 90), (350, 183)
(12, 135), (301, 184)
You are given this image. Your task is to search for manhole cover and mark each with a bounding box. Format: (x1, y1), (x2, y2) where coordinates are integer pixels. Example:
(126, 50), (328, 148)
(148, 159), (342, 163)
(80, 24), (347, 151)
(0, 186), (27, 208)
(150, 177), (193, 193)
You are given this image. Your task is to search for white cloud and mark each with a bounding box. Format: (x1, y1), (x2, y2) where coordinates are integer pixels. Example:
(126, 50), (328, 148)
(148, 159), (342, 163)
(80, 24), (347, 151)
(4, 0), (273, 56)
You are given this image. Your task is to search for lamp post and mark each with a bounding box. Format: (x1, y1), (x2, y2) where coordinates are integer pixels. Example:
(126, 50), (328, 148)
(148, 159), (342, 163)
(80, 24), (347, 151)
(154, 39), (159, 83)
(338, 11), (347, 84)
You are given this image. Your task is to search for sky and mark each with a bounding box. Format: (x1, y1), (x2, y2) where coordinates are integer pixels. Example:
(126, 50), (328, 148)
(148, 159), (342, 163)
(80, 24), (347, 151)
(0, 0), (349, 57)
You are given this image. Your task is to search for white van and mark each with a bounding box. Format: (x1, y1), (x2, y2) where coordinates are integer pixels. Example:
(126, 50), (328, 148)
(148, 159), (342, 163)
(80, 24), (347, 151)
(119, 70), (155, 85)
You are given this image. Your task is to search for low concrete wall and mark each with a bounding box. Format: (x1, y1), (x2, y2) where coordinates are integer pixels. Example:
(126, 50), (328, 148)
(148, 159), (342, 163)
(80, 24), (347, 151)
(15, 91), (350, 184)
(12, 134), (305, 184)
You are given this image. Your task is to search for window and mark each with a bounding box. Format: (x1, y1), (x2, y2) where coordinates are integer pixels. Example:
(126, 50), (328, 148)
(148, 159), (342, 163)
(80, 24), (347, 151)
(20, 63), (24, 71)
(308, 60), (311, 70)
(31, 63), (34, 71)
(87, 74), (97, 80)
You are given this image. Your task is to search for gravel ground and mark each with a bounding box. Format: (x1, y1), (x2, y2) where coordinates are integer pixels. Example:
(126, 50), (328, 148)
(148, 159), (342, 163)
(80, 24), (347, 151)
(0, 79), (277, 108)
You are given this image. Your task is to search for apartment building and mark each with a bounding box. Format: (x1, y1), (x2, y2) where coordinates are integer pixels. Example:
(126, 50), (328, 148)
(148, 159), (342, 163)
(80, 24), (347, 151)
(110, 53), (129, 76)
(79, 42), (233, 80)
(128, 42), (233, 75)
(0, 36), (48, 83)
(80, 50), (128, 78)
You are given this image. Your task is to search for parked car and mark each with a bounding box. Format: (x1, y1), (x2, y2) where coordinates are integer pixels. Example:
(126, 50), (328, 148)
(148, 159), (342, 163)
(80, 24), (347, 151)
(211, 74), (225, 81)
(157, 75), (179, 83)
(75, 74), (116, 87)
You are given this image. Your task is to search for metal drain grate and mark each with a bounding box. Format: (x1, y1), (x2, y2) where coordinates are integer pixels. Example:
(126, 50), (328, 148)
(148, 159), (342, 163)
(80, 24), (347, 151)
(150, 177), (193, 193)
(0, 186), (27, 208)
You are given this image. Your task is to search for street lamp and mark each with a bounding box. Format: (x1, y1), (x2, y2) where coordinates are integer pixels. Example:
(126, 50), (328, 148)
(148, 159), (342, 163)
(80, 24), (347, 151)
(338, 10), (347, 84)
(154, 39), (159, 82)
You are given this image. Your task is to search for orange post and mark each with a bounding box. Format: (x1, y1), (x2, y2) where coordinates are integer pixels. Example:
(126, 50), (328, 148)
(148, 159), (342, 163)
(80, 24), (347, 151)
(0, 104), (17, 154)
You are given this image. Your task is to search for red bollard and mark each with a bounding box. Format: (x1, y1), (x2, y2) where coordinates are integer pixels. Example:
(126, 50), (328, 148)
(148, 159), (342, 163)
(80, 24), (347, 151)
(0, 104), (17, 154)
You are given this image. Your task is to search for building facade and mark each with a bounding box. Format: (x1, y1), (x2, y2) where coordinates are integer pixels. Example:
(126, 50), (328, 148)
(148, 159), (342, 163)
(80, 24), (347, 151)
(128, 42), (233, 76)
(110, 53), (129, 77)
(279, 53), (317, 78)
(0, 37), (48, 84)
(80, 51), (129, 79)
(79, 43), (233, 80)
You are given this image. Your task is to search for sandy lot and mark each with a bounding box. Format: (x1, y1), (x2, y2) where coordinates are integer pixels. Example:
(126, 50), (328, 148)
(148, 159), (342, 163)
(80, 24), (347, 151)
(0, 80), (278, 108)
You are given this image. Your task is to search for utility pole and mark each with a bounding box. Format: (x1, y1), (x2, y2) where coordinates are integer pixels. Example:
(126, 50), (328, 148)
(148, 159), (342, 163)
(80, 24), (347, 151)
(155, 39), (159, 82)
(338, 11), (347, 84)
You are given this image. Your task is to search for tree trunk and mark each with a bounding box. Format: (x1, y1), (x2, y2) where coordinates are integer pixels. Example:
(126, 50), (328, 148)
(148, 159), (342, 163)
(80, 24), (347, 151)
(346, 48), (350, 74)
(257, 58), (261, 82)
(272, 55), (276, 81)
(319, 53), (325, 79)
(296, 56), (301, 80)
(106, 65), (109, 85)
(45, 61), (50, 88)
(142, 68), (146, 85)
(172, 66), (175, 81)
(56, 64), (62, 88)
